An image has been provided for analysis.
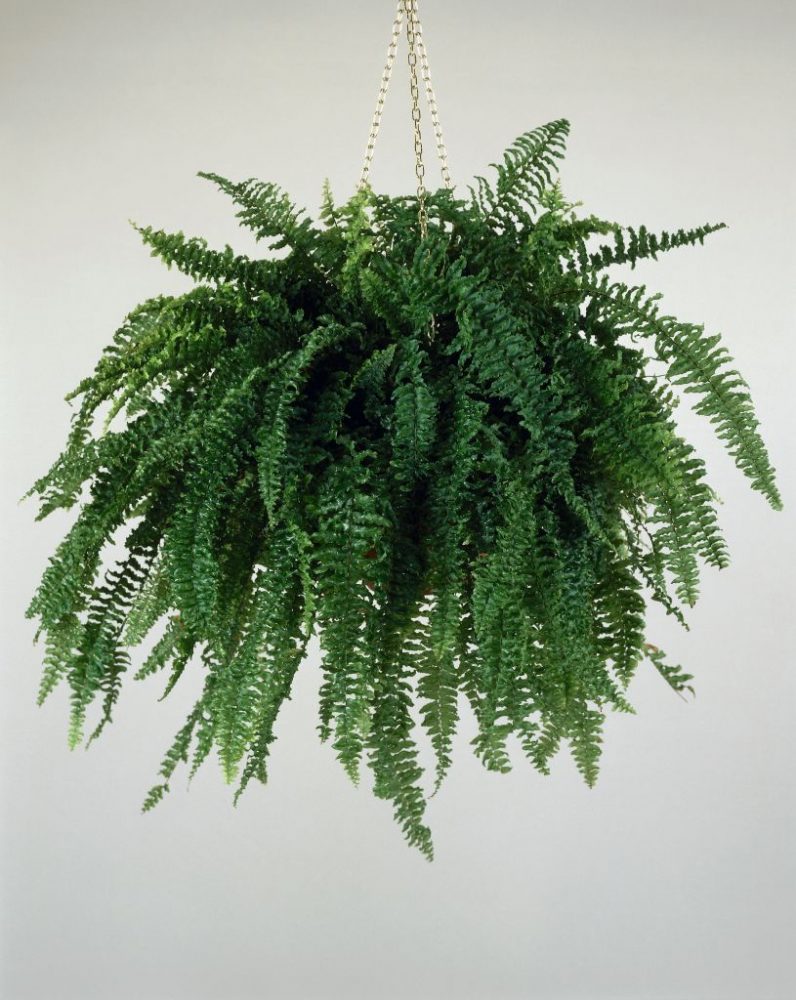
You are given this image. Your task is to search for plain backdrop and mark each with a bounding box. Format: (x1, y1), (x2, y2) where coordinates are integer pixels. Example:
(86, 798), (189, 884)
(1, 2), (794, 998)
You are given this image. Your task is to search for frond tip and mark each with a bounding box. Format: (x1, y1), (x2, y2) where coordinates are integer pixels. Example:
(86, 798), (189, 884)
(27, 120), (780, 858)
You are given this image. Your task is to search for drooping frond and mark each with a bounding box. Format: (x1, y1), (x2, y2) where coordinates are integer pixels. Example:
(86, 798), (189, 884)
(587, 277), (781, 509)
(646, 644), (695, 699)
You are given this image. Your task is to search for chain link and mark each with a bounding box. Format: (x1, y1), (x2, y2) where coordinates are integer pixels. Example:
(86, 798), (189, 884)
(358, 0), (451, 205)
(403, 0), (428, 238)
(356, 1), (447, 340)
(359, 1), (405, 191)
(410, 5), (452, 190)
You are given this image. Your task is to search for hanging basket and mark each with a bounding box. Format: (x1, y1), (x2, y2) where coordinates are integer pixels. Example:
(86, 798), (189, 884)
(27, 1), (780, 859)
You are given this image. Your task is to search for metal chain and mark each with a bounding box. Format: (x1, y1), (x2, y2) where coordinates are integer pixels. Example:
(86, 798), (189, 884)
(358, 0), (452, 199)
(410, 4), (452, 189)
(403, 0), (428, 237)
(356, 2), (447, 341)
(358, 1), (405, 191)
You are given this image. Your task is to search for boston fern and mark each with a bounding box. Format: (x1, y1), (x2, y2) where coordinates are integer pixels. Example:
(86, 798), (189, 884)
(27, 120), (780, 858)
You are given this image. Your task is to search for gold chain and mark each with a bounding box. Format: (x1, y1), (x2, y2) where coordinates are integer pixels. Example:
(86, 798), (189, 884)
(358, 1), (404, 191)
(403, 0), (428, 238)
(358, 0), (451, 209)
(410, 4), (451, 190)
(358, 1), (449, 341)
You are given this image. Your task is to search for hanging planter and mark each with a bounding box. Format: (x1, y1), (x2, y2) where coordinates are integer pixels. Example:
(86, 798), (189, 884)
(27, 1), (780, 859)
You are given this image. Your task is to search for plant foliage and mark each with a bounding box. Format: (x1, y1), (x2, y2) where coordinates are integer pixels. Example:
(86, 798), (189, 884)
(27, 119), (780, 858)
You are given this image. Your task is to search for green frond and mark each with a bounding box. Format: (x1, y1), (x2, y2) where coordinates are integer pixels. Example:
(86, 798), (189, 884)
(570, 705), (604, 787)
(198, 172), (316, 253)
(314, 449), (390, 781)
(588, 278), (781, 509)
(646, 644), (695, 699)
(474, 118), (570, 226)
(583, 221), (727, 271)
(134, 224), (271, 287)
(256, 320), (355, 519)
(142, 705), (203, 811)
(390, 337), (437, 490)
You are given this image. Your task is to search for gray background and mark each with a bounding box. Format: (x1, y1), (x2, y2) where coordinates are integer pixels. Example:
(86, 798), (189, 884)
(1, 2), (794, 998)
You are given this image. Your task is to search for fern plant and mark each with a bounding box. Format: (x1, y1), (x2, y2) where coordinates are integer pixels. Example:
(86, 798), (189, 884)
(27, 120), (780, 858)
